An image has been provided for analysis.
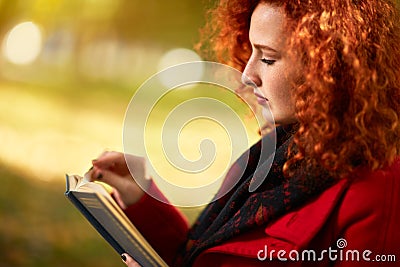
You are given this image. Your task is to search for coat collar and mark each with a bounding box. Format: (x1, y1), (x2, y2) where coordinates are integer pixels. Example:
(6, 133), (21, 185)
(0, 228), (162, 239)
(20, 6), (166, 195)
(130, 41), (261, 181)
(203, 179), (350, 259)
(265, 178), (349, 248)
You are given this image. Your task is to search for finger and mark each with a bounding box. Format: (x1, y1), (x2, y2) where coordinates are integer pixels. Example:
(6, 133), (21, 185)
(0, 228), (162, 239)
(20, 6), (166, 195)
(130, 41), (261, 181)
(91, 166), (146, 206)
(93, 152), (131, 175)
(121, 253), (142, 267)
(92, 151), (122, 169)
(91, 167), (127, 189)
(86, 166), (102, 182)
(94, 153), (149, 182)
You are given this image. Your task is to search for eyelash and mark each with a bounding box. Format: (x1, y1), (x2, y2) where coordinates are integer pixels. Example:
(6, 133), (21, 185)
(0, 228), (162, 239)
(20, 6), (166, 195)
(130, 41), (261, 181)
(261, 58), (276, 65)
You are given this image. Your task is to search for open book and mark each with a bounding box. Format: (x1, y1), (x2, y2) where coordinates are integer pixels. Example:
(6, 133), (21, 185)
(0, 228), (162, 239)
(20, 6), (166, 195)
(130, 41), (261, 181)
(65, 174), (168, 267)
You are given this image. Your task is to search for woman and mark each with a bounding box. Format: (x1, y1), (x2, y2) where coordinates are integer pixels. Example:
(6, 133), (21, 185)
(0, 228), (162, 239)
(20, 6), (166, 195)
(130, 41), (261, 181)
(89, 0), (400, 266)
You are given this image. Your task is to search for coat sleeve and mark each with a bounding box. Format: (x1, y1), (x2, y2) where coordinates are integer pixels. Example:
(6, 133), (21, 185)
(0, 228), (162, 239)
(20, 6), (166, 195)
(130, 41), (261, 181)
(123, 181), (190, 266)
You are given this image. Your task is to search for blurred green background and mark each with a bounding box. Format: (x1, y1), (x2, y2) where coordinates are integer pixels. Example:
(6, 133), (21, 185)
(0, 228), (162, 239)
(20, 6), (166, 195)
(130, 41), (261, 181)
(0, 0), (209, 266)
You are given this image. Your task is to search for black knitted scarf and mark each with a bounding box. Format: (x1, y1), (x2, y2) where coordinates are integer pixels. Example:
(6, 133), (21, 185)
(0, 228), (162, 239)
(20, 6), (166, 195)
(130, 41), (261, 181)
(178, 126), (337, 266)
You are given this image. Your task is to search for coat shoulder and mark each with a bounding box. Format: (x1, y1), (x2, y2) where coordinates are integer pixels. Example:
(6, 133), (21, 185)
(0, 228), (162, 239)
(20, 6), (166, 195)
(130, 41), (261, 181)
(331, 157), (400, 252)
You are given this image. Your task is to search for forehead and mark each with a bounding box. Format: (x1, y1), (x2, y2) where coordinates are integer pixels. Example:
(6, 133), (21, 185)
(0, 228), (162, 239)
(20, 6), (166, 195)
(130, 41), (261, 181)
(249, 3), (286, 49)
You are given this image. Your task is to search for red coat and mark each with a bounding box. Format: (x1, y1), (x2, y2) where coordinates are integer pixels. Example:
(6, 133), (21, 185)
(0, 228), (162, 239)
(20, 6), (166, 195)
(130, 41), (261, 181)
(125, 158), (400, 266)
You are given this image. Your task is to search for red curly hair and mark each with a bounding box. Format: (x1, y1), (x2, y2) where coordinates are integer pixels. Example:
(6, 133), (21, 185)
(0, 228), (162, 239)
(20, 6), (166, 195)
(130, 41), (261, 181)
(197, 0), (400, 178)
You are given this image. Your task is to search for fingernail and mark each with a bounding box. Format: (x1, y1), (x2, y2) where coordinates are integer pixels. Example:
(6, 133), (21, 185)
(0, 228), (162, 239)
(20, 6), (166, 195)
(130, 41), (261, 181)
(121, 254), (127, 262)
(97, 173), (103, 180)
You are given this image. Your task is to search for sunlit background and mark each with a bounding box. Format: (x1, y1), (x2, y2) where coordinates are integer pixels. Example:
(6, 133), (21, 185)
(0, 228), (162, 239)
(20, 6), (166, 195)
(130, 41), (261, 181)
(0, 0), (264, 266)
(0, 1), (209, 266)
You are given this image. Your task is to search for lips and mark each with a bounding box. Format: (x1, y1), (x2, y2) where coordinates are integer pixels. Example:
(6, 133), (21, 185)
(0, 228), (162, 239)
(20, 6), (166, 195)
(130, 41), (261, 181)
(254, 91), (268, 105)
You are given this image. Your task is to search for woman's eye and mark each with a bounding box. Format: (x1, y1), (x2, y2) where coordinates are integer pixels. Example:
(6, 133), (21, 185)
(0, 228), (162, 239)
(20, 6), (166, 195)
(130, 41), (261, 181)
(261, 58), (276, 65)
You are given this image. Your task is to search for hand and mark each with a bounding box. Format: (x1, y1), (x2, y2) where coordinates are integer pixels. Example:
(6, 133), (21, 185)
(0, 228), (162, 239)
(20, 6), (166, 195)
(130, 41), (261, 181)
(87, 151), (151, 208)
(121, 253), (141, 267)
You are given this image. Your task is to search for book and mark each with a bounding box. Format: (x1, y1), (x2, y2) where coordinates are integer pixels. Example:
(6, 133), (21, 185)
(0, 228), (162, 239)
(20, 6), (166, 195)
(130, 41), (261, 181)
(65, 174), (168, 267)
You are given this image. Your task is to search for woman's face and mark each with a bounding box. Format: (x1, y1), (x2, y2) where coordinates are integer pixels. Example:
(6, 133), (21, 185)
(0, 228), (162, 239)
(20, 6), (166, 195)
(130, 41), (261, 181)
(242, 3), (298, 125)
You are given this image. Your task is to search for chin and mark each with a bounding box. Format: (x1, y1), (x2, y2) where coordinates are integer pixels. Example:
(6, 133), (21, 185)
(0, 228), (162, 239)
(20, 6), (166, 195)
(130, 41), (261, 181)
(261, 106), (297, 127)
(261, 106), (275, 124)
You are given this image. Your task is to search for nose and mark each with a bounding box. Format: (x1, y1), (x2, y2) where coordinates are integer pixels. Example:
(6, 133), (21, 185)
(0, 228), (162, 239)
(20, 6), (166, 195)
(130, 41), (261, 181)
(241, 72), (257, 88)
(241, 58), (261, 88)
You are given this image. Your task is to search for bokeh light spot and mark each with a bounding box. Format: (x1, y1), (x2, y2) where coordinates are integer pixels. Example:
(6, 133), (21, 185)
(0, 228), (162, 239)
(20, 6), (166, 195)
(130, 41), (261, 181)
(157, 48), (203, 88)
(3, 21), (43, 65)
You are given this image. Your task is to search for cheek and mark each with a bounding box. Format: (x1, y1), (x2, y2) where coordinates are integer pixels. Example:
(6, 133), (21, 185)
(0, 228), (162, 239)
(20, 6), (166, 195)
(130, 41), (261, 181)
(259, 65), (296, 104)
(278, 83), (295, 113)
(278, 84), (294, 103)
(272, 75), (296, 114)
(270, 74), (293, 100)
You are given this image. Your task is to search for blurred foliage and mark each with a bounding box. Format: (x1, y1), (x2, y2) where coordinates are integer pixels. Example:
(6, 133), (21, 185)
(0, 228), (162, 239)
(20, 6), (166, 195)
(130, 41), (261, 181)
(0, 0), (209, 88)
(0, 163), (119, 267)
(0, 0), (207, 47)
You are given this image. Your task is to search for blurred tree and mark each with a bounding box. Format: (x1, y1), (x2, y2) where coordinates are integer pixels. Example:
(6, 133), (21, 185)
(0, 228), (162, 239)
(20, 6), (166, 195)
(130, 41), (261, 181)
(0, 0), (206, 48)
(113, 0), (206, 47)
(0, 0), (208, 84)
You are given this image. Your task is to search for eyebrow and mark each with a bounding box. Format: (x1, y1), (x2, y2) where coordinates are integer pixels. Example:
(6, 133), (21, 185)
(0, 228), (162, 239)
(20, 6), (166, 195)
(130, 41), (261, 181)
(253, 43), (278, 53)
